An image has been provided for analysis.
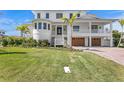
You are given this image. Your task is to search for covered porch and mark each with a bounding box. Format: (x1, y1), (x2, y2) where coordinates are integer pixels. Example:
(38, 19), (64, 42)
(51, 23), (67, 46)
(72, 19), (115, 47)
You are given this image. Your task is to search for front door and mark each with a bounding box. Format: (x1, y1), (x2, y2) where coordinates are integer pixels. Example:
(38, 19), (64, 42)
(57, 26), (62, 35)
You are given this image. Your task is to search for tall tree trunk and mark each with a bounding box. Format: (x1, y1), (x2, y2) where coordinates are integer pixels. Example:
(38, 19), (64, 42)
(21, 31), (23, 37)
(67, 25), (72, 48)
(117, 26), (123, 47)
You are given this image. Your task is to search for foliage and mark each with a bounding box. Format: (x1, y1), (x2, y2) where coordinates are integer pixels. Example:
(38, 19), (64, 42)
(112, 30), (121, 46)
(16, 24), (31, 37)
(117, 19), (124, 47)
(1, 36), (49, 47)
(61, 11), (80, 27)
(61, 11), (80, 47)
(119, 19), (124, 27)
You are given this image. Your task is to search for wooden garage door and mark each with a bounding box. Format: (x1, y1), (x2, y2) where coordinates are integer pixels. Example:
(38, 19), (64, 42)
(72, 37), (85, 46)
(92, 38), (101, 46)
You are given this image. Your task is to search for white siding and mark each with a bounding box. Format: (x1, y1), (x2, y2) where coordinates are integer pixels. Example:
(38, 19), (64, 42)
(32, 10), (86, 21)
(101, 37), (110, 47)
(73, 22), (89, 33)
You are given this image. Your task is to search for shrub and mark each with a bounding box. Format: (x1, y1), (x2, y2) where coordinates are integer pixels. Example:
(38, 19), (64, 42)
(1, 36), (49, 48)
(1, 38), (8, 47)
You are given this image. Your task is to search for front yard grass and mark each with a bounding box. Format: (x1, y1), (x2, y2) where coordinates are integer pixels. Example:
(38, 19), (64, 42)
(0, 47), (124, 82)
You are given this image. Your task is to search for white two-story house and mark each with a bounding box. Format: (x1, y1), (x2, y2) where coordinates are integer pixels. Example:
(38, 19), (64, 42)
(32, 10), (117, 47)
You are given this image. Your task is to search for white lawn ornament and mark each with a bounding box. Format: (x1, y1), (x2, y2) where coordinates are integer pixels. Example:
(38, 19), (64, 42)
(64, 66), (71, 73)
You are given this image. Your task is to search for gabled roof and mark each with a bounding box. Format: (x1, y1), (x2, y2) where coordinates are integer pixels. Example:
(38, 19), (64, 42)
(79, 14), (99, 19)
(76, 14), (118, 23)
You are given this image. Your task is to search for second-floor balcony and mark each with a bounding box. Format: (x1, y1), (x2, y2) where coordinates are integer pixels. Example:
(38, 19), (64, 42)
(72, 29), (111, 37)
(91, 29), (111, 34)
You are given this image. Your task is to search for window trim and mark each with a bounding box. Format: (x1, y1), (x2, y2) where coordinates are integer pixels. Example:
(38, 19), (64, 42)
(43, 23), (47, 30)
(70, 13), (73, 19)
(35, 23), (37, 29)
(38, 22), (42, 29)
(77, 13), (80, 18)
(46, 13), (49, 19)
(56, 13), (63, 19)
(48, 24), (50, 30)
(37, 13), (40, 19)
(73, 26), (80, 32)
(91, 25), (99, 30)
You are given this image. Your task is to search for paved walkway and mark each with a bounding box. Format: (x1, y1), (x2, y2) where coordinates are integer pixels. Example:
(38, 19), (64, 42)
(73, 47), (124, 65)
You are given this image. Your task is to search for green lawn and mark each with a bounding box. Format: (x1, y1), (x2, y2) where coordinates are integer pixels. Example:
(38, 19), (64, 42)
(0, 47), (124, 82)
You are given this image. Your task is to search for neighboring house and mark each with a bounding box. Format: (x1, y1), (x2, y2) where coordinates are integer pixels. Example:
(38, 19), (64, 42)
(32, 10), (117, 47)
(0, 30), (5, 37)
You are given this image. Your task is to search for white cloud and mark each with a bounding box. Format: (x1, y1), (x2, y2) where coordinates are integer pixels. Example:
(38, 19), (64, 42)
(0, 18), (15, 25)
(112, 21), (122, 31)
(111, 12), (124, 31)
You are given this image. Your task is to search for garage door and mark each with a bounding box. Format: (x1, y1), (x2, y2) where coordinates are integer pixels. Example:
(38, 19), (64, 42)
(72, 37), (85, 46)
(92, 38), (101, 46)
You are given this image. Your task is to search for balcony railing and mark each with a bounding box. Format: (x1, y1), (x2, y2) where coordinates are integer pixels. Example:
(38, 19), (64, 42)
(51, 31), (67, 35)
(91, 29), (111, 33)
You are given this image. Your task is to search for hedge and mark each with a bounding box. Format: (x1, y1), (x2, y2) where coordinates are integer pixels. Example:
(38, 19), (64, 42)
(0, 36), (49, 47)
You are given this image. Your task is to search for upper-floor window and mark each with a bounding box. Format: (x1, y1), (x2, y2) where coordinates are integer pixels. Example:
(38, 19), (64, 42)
(91, 25), (98, 30)
(37, 13), (40, 19)
(73, 26), (80, 32)
(56, 13), (63, 19)
(46, 13), (49, 19)
(35, 23), (37, 29)
(77, 13), (80, 18)
(48, 24), (50, 30)
(70, 13), (73, 19)
(38, 22), (42, 29)
(43, 23), (47, 29)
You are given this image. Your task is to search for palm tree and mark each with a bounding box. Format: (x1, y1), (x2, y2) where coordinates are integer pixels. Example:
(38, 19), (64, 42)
(16, 24), (30, 37)
(117, 19), (124, 47)
(61, 11), (80, 48)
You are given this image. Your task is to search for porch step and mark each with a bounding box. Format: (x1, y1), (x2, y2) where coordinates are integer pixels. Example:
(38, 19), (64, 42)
(55, 37), (64, 45)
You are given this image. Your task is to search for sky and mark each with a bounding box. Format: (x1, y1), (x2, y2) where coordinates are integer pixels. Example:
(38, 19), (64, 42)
(0, 10), (124, 36)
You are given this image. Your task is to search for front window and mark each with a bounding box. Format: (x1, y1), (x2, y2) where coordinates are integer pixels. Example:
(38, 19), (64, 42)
(70, 13), (73, 19)
(91, 25), (98, 30)
(77, 13), (80, 17)
(56, 13), (63, 19)
(73, 26), (80, 32)
(43, 23), (47, 29)
(57, 27), (62, 35)
(46, 13), (49, 19)
(35, 23), (37, 29)
(48, 24), (50, 30)
(38, 22), (42, 29)
(37, 13), (40, 19)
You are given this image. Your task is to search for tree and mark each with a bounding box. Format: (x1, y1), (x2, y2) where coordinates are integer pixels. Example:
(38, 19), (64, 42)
(112, 30), (121, 46)
(61, 11), (80, 48)
(16, 24), (30, 37)
(117, 19), (124, 47)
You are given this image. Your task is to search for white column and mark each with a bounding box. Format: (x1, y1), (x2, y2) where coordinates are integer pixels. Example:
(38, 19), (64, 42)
(55, 25), (57, 36)
(54, 25), (57, 47)
(54, 38), (56, 47)
(89, 22), (92, 47)
(110, 23), (113, 47)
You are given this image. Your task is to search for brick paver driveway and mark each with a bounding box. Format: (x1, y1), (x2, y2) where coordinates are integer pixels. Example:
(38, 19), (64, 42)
(73, 47), (124, 65)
